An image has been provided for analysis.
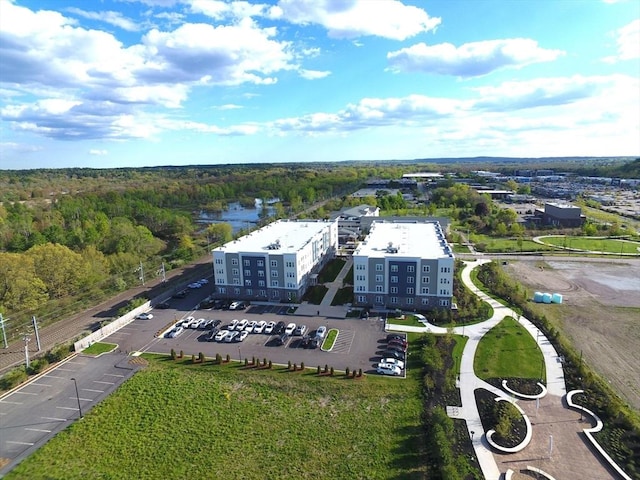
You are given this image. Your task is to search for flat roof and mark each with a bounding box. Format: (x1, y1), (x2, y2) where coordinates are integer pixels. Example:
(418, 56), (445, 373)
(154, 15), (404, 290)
(354, 221), (452, 259)
(213, 219), (332, 255)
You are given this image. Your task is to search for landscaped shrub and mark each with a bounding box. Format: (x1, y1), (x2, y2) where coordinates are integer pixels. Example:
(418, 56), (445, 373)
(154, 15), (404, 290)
(191, 354), (196, 363)
(0, 367), (27, 391)
(287, 360), (291, 370)
(300, 361), (304, 370)
(244, 358), (248, 366)
(293, 363), (297, 371)
(27, 358), (49, 375)
(352, 369), (357, 378)
(268, 360), (272, 369)
(215, 353), (222, 364)
(358, 368), (363, 377)
(226, 354), (230, 363)
(345, 367), (350, 377)
(263, 357), (267, 366)
(170, 348), (176, 360)
(45, 343), (73, 363)
(199, 352), (205, 363)
(330, 367), (334, 376)
(324, 364), (328, 373)
(179, 350), (184, 358)
(317, 365), (321, 375)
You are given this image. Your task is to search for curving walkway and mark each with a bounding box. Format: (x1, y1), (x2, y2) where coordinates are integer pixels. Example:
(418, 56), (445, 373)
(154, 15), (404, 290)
(387, 259), (619, 480)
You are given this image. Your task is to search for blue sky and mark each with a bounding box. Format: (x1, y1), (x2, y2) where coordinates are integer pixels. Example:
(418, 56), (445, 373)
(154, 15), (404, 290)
(0, 0), (638, 170)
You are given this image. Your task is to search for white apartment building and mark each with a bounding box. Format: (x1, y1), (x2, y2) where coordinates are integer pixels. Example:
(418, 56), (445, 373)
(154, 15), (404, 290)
(352, 221), (454, 310)
(212, 219), (338, 303)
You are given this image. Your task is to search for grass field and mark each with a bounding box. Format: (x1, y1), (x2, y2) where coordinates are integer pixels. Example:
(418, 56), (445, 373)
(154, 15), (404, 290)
(474, 317), (545, 381)
(540, 236), (640, 254)
(6, 355), (424, 480)
(317, 258), (346, 283)
(82, 342), (117, 355)
(472, 235), (553, 253)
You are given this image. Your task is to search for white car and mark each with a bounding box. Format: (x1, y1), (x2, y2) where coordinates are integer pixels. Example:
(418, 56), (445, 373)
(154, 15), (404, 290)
(253, 320), (267, 334)
(315, 325), (327, 339)
(264, 321), (276, 334)
(237, 319), (249, 331)
(136, 312), (153, 320)
(225, 331), (239, 343)
(188, 282), (202, 289)
(166, 326), (184, 338)
(285, 322), (296, 335)
(228, 319), (239, 330)
(181, 316), (195, 328)
(236, 330), (249, 342)
(244, 320), (257, 333)
(380, 358), (405, 370)
(198, 278), (209, 284)
(214, 330), (229, 342)
(377, 363), (402, 376)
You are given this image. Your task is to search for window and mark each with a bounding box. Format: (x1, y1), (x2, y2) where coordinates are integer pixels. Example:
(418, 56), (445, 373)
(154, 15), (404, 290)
(258, 270), (265, 277)
(244, 259), (250, 266)
(356, 264), (365, 271)
(440, 278), (450, 284)
(375, 264), (383, 271)
(357, 295), (366, 303)
(272, 290), (279, 298)
(440, 266), (451, 273)
(422, 265), (430, 273)
(375, 285), (383, 292)
(286, 282), (295, 288)
(247, 289), (253, 296)
(259, 289), (266, 297)
(233, 287), (240, 295)
(271, 270), (278, 277)
(406, 298), (414, 305)
(232, 258), (238, 265)
(375, 274), (383, 283)
(287, 272), (295, 278)
(390, 297), (398, 304)
(391, 276), (398, 283)
(258, 280), (265, 287)
(390, 287), (398, 294)
(216, 269), (224, 275)
(421, 287), (429, 295)
(286, 261), (294, 268)
(257, 260), (264, 267)
(422, 276), (430, 284)
(215, 258), (223, 265)
(421, 298), (429, 305)
(406, 287), (414, 294)
(356, 275), (365, 281)
(245, 279), (252, 286)
(375, 295), (383, 304)
(391, 265), (398, 272)
(407, 265), (415, 273)
(271, 280), (279, 287)
(439, 299), (450, 307)
(244, 269), (251, 276)
(356, 285), (366, 292)
(218, 287), (226, 294)
(233, 278), (240, 285)
(271, 260), (277, 267)
(232, 268), (239, 276)
(407, 276), (414, 283)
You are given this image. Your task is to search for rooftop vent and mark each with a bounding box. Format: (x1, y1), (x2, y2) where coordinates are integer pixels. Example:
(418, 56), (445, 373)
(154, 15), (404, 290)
(266, 239), (281, 250)
(386, 242), (398, 254)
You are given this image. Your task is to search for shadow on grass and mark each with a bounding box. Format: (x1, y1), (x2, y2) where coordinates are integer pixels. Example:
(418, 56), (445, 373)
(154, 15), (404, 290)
(389, 423), (428, 479)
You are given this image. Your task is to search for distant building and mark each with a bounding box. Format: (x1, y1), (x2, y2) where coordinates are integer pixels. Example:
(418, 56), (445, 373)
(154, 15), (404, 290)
(212, 219), (338, 303)
(332, 205), (380, 244)
(535, 202), (585, 227)
(353, 221), (454, 311)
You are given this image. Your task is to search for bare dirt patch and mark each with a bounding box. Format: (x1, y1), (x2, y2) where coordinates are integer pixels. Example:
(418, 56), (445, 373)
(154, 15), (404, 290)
(504, 259), (640, 411)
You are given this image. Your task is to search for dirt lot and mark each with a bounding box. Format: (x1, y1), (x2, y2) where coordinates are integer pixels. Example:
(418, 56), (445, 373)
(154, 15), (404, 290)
(504, 258), (640, 411)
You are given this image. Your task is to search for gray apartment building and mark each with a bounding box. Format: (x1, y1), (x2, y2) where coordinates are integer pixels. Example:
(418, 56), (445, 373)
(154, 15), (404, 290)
(212, 219), (338, 303)
(352, 221), (454, 311)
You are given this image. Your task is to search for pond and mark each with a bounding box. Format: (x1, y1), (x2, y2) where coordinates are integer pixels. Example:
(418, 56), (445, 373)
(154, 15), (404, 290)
(197, 200), (276, 233)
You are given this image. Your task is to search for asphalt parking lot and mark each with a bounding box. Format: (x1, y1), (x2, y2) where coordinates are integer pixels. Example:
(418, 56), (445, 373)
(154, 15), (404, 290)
(105, 288), (396, 375)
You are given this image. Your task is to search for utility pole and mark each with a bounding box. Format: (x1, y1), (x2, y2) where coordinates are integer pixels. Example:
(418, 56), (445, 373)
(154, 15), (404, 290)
(157, 262), (166, 283)
(23, 335), (31, 369)
(32, 316), (41, 351)
(137, 261), (145, 285)
(0, 314), (7, 349)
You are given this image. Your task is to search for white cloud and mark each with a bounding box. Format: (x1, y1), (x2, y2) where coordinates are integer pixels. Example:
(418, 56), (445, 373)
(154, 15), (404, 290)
(272, 0), (441, 40)
(603, 19), (640, 62)
(67, 7), (140, 31)
(387, 39), (564, 77)
(215, 104), (243, 110)
(299, 69), (331, 80)
(89, 149), (108, 155)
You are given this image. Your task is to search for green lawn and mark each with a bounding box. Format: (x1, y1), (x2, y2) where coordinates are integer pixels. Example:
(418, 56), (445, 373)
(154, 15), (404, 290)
(82, 342), (118, 355)
(474, 317), (545, 381)
(540, 236), (640, 254)
(330, 286), (353, 305)
(301, 285), (328, 304)
(317, 258), (346, 283)
(6, 355), (425, 480)
(472, 235), (553, 253)
(323, 328), (338, 350)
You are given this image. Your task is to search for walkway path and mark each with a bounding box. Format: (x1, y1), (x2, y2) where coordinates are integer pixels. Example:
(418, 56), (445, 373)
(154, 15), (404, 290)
(294, 257), (353, 319)
(387, 259), (617, 480)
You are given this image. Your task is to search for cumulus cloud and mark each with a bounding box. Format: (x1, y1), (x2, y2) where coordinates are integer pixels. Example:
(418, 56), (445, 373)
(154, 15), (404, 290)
(272, 0), (440, 40)
(67, 8), (140, 31)
(89, 149), (108, 155)
(603, 19), (640, 63)
(299, 69), (331, 80)
(387, 39), (564, 77)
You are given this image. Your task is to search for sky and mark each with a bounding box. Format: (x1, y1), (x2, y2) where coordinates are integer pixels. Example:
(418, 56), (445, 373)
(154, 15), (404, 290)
(0, 0), (639, 170)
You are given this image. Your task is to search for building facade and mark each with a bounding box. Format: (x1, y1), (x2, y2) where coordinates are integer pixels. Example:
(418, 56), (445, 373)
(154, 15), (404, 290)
(212, 219), (338, 303)
(535, 202), (585, 227)
(352, 221), (454, 311)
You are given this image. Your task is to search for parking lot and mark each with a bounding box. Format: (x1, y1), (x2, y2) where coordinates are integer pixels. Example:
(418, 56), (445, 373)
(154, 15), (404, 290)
(105, 286), (405, 375)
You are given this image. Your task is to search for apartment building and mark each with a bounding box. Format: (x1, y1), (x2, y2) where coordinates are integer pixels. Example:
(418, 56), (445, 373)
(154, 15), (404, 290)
(352, 221), (454, 310)
(212, 219), (338, 303)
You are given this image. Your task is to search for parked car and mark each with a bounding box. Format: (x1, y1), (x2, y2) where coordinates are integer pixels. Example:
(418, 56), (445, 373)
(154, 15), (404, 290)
(198, 278), (209, 284)
(264, 321), (276, 334)
(228, 319), (239, 331)
(198, 299), (216, 309)
(244, 320), (257, 333)
(274, 321), (286, 335)
(136, 312), (153, 320)
(237, 319), (249, 331)
(387, 341), (407, 352)
(382, 350), (405, 361)
(212, 319), (222, 328)
(272, 333), (289, 346)
(377, 363), (402, 376)
(188, 282), (202, 289)
(236, 330), (249, 342)
(285, 323), (296, 335)
(380, 358), (405, 369)
(181, 316), (196, 328)
(309, 337), (320, 349)
(388, 339), (408, 349)
(155, 302), (171, 309)
(229, 301), (247, 310)
(315, 326), (327, 339)
(205, 327), (220, 341)
(293, 324), (306, 336)
(225, 331), (239, 343)
(166, 326), (184, 338)
(300, 335), (311, 348)
(386, 333), (405, 342)
(385, 344), (407, 354)
(253, 320), (267, 334)
(215, 330), (230, 342)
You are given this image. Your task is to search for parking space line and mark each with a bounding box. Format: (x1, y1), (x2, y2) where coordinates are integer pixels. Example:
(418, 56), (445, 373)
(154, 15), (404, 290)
(30, 383), (52, 387)
(41, 417), (67, 422)
(70, 397), (93, 402)
(14, 391), (38, 396)
(82, 388), (104, 393)
(56, 406), (79, 411)
(46, 375), (66, 379)
(6, 441), (34, 446)
(93, 381), (115, 385)
(55, 368), (75, 372)
(0, 400), (22, 405)
(25, 428), (52, 433)
(104, 373), (124, 378)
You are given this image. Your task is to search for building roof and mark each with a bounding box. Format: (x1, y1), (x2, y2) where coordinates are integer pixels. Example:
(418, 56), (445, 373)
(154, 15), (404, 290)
(353, 221), (453, 259)
(213, 219), (333, 255)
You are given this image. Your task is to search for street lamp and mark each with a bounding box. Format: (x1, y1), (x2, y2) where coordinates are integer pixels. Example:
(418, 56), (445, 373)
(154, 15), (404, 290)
(471, 430), (475, 443)
(71, 378), (83, 419)
(238, 347), (242, 363)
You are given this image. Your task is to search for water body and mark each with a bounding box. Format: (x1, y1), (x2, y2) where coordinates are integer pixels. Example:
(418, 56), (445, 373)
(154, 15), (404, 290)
(198, 200), (276, 233)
